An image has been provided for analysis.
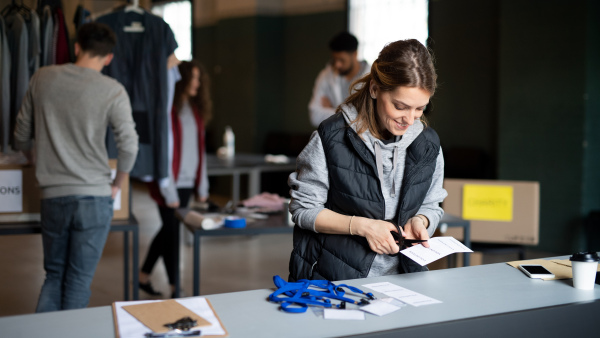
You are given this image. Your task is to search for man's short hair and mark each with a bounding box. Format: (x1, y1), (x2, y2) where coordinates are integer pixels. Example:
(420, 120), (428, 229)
(76, 22), (117, 57)
(329, 32), (358, 52)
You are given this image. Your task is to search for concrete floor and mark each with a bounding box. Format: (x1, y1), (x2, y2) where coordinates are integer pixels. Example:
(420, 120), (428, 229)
(0, 181), (554, 317)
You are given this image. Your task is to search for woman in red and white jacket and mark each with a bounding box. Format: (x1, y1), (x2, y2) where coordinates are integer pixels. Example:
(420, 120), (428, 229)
(139, 60), (212, 297)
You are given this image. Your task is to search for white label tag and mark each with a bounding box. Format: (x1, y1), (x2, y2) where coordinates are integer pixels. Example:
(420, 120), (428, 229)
(0, 170), (23, 212)
(360, 299), (402, 316)
(110, 169), (122, 210)
(123, 22), (145, 33)
(323, 309), (365, 320)
(363, 282), (442, 307)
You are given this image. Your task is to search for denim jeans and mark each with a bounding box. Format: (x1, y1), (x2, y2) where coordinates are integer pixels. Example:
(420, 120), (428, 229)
(36, 195), (113, 312)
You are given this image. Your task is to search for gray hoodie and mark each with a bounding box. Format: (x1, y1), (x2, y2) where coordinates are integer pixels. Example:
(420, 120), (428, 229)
(288, 104), (447, 277)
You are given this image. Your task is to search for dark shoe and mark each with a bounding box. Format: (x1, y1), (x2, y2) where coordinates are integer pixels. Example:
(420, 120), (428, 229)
(139, 281), (162, 296)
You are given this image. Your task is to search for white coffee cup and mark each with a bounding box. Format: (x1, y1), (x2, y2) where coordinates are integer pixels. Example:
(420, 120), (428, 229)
(570, 252), (599, 290)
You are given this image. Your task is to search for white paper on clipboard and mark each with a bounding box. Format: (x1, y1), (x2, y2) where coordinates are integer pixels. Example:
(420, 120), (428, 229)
(113, 297), (227, 338)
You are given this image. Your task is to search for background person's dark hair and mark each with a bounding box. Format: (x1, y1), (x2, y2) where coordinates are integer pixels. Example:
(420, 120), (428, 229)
(329, 32), (359, 52)
(174, 60), (213, 123)
(76, 22), (117, 57)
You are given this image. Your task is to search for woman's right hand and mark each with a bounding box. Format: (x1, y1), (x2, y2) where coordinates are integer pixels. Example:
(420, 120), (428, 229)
(167, 201), (180, 209)
(354, 217), (402, 255)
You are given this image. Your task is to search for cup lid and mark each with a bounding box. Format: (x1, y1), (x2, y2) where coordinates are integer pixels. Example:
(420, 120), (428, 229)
(570, 251), (600, 262)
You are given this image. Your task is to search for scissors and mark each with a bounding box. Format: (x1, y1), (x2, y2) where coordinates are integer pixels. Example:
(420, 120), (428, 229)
(387, 231), (428, 256)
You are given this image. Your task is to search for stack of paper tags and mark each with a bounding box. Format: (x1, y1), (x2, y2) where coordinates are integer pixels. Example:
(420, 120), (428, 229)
(320, 281), (443, 321)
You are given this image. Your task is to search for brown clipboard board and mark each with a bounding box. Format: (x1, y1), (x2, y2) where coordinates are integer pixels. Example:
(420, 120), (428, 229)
(112, 298), (229, 338)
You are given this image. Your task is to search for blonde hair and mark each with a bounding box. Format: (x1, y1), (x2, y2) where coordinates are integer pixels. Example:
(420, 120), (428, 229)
(343, 39), (436, 139)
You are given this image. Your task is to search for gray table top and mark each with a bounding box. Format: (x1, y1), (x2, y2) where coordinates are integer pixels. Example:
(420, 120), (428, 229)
(1, 258), (598, 338)
(206, 153), (296, 172)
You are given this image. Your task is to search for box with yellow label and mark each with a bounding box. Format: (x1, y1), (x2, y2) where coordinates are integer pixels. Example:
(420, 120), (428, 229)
(0, 160), (129, 220)
(443, 179), (539, 245)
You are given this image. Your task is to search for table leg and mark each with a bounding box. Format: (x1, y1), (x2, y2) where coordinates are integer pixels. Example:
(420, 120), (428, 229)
(249, 169), (260, 198)
(174, 222), (181, 298)
(133, 226), (139, 300)
(194, 230), (200, 296)
(123, 231), (129, 300)
(464, 221), (471, 267)
(232, 173), (240, 205)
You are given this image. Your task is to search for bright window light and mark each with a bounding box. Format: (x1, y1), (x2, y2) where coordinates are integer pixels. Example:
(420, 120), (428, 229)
(349, 0), (429, 64)
(152, 1), (193, 61)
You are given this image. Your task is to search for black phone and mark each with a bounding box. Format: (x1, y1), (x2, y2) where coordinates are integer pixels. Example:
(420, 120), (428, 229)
(518, 264), (555, 279)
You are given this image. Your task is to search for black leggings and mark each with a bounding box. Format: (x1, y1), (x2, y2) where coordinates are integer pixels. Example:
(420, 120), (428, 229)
(141, 188), (193, 285)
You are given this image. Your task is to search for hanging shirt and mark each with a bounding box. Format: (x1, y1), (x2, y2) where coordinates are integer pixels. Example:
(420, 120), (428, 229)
(53, 7), (70, 65)
(0, 16), (12, 152)
(73, 5), (91, 31)
(27, 10), (41, 75)
(96, 10), (178, 180)
(40, 5), (54, 67)
(4, 12), (29, 149)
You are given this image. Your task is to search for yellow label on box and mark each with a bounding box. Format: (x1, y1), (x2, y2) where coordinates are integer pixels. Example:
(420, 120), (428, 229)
(462, 184), (513, 221)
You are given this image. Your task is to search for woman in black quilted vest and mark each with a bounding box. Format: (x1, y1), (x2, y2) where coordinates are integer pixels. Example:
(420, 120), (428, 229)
(288, 39), (448, 282)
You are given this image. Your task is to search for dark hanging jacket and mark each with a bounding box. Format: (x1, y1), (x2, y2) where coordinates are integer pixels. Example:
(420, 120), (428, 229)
(97, 10), (177, 181)
(289, 113), (441, 282)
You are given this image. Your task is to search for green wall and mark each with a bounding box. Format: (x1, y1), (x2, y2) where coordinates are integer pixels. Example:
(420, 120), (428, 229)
(497, 0), (600, 253)
(428, 0), (498, 172)
(583, 0), (600, 217)
(194, 11), (345, 154)
(282, 12), (346, 133)
(429, 0), (600, 253)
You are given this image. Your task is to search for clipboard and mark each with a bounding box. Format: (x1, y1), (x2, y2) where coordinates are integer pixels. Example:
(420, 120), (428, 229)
(112, 298), (228, 338)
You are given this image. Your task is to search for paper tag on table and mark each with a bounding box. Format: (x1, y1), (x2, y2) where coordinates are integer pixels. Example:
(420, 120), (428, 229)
(110, 169), (122, 210)
(360, 298), (402, 316)
(401, 236), (473, 266)
(323, 309), (365, 320)
(363, 282), (442, 307)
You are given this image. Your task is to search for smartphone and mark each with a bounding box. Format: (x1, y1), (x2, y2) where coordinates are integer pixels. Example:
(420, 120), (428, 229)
(518, 264), (555, 279)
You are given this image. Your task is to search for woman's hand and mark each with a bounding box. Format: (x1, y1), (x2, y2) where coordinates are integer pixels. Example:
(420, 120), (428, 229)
(354, 217), (402, 255)
(403, 216), (430, 248)
(166, 201), (180, 209)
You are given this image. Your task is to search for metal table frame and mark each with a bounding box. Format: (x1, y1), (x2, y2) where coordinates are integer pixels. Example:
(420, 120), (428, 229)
(438, 214), (471, 266)
(177, 209), (293, 296)
(0, 217), (140, 301)
(206, 154), (296, 204)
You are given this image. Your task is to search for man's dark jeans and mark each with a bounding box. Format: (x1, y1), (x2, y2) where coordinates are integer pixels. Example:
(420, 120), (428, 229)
(36, 195), (113, 312)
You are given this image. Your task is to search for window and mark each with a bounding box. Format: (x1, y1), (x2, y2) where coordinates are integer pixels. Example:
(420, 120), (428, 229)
(348, 0), (429, 64)
(152, 1), (193, 61)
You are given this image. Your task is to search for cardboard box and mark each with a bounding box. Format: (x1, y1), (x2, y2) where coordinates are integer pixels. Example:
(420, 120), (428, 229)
(0, 160), (129, 220)
(443, 179), (539, 245)
(0, 164), (40, 214)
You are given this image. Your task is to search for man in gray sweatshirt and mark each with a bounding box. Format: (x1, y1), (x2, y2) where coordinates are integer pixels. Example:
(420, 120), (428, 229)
(13, 22), (138, 312)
